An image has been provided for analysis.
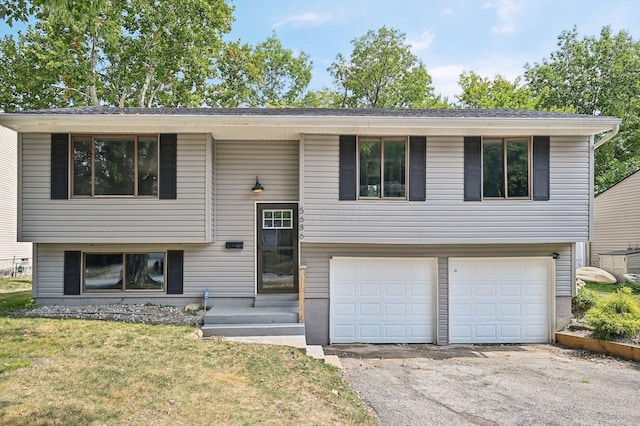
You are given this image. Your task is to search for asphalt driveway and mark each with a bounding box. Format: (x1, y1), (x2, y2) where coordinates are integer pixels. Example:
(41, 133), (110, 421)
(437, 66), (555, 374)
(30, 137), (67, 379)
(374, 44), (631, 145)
(326, 344), (640, 426)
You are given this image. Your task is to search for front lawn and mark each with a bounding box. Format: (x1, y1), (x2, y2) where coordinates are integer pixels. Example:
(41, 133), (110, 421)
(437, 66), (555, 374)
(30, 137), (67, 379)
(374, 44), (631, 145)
(0, 281), (375, 425)
(0, 277), (33, 313)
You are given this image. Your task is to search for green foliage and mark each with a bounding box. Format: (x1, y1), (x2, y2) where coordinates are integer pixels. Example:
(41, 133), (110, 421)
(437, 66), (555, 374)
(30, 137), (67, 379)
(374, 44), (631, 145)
(295, 88), (343, 108)
(1, 3), (315, 109)
(572, 288), (602, 316)
(457, 72), (542, 110)
(524, 26), (640, 193)
(585, 287), (640, 340)
(208, 33), (312, 107)
(0, 0), (235, 109)
(328, 26), (448, 108)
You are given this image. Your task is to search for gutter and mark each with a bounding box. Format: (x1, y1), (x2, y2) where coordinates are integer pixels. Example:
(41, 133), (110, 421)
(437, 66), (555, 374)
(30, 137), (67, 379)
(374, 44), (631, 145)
(593, 123), (620, 150)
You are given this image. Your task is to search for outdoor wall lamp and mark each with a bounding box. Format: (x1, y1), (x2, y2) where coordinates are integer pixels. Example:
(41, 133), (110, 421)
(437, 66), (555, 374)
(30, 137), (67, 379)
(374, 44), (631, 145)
(251, 176), (265, 193)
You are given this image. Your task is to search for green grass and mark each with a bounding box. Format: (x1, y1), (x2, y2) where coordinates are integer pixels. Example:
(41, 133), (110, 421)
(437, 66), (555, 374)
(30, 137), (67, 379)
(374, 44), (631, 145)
(0, 277), (34, 313)
(0, 277), (32, 293)
(0, 280), (376, 425)
(584, 282), (640, 303)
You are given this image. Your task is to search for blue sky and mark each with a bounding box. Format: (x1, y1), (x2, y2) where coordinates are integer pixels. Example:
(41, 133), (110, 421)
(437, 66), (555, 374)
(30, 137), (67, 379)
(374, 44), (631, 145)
(1, 0), (639, 100)
(227, 0), (640, 99)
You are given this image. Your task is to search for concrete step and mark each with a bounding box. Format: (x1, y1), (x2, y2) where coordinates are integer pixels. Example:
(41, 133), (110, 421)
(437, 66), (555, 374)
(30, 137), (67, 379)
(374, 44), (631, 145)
(254, 294), (299, 308)
(202, 323), (306, 338)
(204, 306), (298, 325)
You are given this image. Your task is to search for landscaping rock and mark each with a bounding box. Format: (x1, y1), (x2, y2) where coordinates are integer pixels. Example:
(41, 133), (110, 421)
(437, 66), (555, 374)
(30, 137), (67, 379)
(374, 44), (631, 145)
(21, 304), (206, 326)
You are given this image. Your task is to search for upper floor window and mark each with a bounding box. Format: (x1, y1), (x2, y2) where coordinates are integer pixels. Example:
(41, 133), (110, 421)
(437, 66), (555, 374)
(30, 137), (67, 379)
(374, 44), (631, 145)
(482, 138), (530, 198)
(359, 137), (407, 199)
(72, 135), (158, 197)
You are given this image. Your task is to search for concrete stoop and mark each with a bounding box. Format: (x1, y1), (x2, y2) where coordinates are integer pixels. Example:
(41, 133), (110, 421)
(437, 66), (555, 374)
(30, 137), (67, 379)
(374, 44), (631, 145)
(200, 295), (341, 367)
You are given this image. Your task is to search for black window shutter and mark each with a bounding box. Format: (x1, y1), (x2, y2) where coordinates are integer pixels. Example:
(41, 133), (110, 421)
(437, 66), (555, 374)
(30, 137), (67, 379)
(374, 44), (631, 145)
(63, 251), (81, 295)
(159, 134), (177, 199)
(339, 135), (357, 200)
(533, 136), (550, 201)
(51, 133), (69, 199)
(464, 137), (482, 201)
(166, 250), (184, 294)
(408, 136), (426, 201)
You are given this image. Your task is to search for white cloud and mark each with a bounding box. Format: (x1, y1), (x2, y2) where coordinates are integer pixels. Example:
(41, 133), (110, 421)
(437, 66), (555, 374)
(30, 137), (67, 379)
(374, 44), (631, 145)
(272, 12), (333, 29)
(441, 8), (454, 16)
(429, 54), (527, 100)
(429, 64), (465, 100)
(407, 30), (435, 53)
(484, 0), (525, 34)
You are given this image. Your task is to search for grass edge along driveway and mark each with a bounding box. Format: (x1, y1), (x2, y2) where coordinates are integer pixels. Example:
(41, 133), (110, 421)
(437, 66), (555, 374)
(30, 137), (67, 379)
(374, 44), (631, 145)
(0, 280), (375, 426)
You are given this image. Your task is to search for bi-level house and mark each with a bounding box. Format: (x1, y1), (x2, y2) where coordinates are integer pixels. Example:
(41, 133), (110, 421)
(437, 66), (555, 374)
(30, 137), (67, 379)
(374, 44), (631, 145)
(0, 107), (620, 345)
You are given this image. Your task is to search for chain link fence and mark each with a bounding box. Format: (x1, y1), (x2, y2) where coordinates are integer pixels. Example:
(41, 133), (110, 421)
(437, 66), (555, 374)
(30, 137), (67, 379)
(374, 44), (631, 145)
(0, 257), (32, 278)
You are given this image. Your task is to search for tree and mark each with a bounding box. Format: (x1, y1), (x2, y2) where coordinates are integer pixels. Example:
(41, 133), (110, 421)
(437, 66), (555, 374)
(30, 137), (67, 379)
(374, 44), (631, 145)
(0, 0), (234, 110)
(328, 26), (447, 108)
(295, 88), (342, 108)
(524, 26), (640, 192)
(208, 34), (312, 107)
(457, 72), (541, 110)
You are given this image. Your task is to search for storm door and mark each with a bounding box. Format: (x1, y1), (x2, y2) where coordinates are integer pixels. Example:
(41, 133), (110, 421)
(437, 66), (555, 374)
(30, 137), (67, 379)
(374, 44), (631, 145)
(257, 203), (298, 293)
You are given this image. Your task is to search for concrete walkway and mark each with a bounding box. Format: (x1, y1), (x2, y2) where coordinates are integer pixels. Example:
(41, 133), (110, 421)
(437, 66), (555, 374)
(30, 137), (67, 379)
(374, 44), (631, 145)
(220, 335), (342, 368)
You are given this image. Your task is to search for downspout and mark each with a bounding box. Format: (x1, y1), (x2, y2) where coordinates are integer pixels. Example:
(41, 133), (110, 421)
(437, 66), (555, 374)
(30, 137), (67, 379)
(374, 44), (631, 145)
(593, 123), (620, 150)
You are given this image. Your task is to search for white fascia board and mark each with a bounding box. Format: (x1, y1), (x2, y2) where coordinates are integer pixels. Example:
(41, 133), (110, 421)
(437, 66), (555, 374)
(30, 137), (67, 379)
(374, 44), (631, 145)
(0, 113), (622, 139)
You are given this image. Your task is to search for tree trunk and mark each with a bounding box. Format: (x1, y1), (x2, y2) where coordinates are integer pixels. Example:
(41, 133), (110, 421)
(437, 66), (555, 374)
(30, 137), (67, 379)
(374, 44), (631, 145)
(127, 254), (150, 288)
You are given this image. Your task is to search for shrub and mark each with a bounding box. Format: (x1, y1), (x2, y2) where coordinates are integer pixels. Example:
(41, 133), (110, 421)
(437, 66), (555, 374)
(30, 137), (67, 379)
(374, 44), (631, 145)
(572, 288), (601, 317)
(585, 287), (640, 340)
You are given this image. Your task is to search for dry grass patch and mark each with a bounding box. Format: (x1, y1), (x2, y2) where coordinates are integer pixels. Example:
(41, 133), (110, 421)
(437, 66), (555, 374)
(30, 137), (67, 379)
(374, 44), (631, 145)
(0, 318), (375, 425)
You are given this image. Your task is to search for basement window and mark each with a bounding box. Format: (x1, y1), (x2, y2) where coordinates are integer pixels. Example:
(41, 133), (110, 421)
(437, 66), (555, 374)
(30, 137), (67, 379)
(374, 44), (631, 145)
(83, 252), (165, 292)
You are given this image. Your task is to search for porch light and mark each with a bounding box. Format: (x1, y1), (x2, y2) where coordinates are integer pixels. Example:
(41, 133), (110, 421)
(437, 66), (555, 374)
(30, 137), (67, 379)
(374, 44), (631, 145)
(251, 176), (265, 193)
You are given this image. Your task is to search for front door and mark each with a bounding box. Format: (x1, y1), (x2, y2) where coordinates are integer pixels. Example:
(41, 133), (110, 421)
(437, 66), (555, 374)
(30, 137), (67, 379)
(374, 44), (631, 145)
(257, 203), (298, 294)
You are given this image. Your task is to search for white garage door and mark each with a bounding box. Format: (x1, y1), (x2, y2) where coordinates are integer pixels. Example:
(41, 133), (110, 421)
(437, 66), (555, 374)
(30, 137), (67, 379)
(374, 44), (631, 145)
(449, 257), (551, 344)
(330, 257), (437, 344)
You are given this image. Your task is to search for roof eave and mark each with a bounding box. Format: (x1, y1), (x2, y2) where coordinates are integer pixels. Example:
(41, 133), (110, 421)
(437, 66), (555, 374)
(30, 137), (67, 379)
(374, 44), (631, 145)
(0, 113), (622, 139)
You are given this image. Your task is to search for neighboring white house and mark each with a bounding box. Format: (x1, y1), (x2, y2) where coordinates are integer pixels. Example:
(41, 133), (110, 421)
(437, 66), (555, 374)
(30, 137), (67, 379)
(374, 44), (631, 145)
(0, 107), (621, 345)
(0, 125), (32, 274)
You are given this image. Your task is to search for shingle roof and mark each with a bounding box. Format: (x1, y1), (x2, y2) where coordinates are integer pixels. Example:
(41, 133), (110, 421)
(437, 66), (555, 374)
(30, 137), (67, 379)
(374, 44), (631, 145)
(14, 106), (614, 120)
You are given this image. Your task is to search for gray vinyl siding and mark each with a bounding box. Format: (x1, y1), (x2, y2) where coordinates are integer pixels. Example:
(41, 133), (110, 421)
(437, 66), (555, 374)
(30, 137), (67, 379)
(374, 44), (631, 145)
(0, 127), (32, 263)
(591, 171), (640, 267)
(211, 139), (299, 295)
(33, 139), (299, 299)
(302, 135), (591, 244)
(19, 133), (208, 243)
(300, 242), (573, 298)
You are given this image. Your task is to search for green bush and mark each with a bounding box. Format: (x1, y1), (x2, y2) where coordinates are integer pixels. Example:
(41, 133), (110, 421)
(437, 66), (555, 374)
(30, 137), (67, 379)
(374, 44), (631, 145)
(572, 288), (601, 316)
(585, 287), (640, 340)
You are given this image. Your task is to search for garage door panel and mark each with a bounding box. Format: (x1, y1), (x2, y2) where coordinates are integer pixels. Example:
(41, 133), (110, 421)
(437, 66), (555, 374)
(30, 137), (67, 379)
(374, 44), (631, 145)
(476, 325), (497, 338)
(501, 325), (522, 338)
(476, 285), (496, 297)
(385, 304), (406, 316)
(334, 283), (356, 297)
(410, 303), (431, 316)
(331, 257), (436, 344)
(451, 303), (471, 316)
(360, 283), (382, 296)
(500, 304), (521, 316)
(359, 303), (381, 316)
(450, 257), (550, 344)
(334, 324), (356, 338)
(334, 303), (356, 316)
